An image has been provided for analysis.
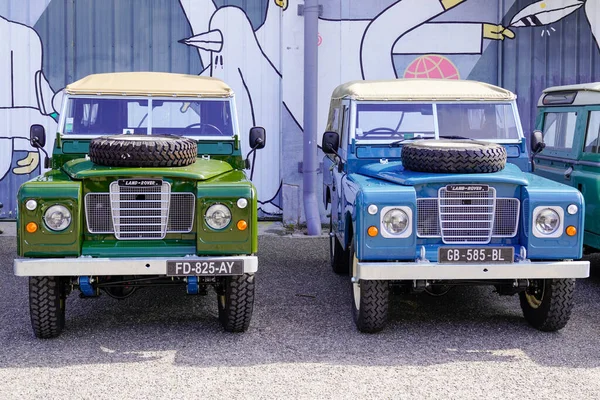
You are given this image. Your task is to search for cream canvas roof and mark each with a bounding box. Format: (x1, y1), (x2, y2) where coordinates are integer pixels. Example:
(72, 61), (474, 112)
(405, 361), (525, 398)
(65, 72), (233, 97)
(538, 82), (600, 106)
(330, 79), (516, 101)
(543, 82), (600, 93)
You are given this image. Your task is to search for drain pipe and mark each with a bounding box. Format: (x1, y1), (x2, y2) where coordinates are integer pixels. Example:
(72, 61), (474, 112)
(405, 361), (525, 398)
(302, 0), (321, 235)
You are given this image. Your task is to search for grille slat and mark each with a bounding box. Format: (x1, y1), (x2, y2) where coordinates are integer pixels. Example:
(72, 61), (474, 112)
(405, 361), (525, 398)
(417, 186), (520, 244)
(85, 184), (195, 239)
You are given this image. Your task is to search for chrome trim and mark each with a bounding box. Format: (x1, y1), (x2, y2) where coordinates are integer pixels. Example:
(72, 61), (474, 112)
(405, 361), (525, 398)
(14, 255), (258, 276)
(355, 260), (589, 280)
(85, 187), (196, 238)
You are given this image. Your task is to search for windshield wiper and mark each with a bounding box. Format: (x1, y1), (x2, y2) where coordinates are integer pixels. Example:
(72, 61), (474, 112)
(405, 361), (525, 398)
(389, 135), (474, 147)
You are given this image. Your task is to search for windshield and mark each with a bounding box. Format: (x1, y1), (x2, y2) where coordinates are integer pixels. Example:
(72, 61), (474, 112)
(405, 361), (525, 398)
(61, 97), (234, 137)
(355, 102), (519, 142)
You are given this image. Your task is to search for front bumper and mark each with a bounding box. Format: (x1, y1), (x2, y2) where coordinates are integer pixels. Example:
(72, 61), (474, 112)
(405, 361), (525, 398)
(14, 255), (258, 277)
(356, 260), (590, 280)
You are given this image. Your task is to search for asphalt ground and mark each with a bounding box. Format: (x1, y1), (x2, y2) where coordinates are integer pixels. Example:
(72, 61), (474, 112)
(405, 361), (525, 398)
(0, 232), (599, 399)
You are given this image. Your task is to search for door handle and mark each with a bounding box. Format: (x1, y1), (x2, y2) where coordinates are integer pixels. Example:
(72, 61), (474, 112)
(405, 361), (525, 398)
(564, 166), (573, 180)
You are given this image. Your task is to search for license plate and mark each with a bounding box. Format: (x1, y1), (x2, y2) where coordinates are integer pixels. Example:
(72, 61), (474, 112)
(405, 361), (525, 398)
(438, 247), (514, 264)
(166, 260), (244, 276)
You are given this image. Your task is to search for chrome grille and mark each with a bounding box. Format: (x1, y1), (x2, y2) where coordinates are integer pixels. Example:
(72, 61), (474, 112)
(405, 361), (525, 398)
(110, 181), (171, 240)
(439, 187), (495, 244)
(493, 199), (520, 237)
(85, 185), (195, 239)
(416, 186), (520, 244)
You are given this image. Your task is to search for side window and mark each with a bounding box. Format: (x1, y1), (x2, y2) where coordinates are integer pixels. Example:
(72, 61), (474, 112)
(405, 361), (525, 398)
(585, 111), (600, 153)
(340, 106), (349, 154)
(543, 112), (577, 150)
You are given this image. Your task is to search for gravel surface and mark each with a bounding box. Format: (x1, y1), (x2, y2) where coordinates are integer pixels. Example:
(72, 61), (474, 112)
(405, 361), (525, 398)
(0, 235), (599, 399)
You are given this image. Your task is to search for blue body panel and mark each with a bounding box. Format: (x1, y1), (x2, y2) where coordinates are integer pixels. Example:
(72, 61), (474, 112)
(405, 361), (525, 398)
(324, 141), (585, 265)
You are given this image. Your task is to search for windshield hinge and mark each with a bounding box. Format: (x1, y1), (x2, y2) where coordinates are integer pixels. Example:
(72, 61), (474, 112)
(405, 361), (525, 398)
(201, 154), (210, 160)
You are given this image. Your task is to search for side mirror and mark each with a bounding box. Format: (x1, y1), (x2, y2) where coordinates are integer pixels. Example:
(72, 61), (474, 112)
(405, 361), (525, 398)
(531, 130), (546, 155)
(322, 131), (339, 154)
(30, 124), (46, 148)
(249, 127), (266, 150)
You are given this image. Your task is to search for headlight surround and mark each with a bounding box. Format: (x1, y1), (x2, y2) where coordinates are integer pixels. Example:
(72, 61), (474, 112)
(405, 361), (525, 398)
(43, 205), (72, 231)
(380, 206), (412, 238)
(532, 206), (564, 238)
(205, 204), (232, 230)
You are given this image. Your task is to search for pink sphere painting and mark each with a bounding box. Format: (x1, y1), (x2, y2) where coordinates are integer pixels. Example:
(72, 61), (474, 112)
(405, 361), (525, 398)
(403, 55), (460, 79)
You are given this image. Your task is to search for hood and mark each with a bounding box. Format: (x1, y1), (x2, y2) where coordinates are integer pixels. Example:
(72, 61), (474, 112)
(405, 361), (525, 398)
(63, 158), (233, 181)
(358, 161), (529, 186)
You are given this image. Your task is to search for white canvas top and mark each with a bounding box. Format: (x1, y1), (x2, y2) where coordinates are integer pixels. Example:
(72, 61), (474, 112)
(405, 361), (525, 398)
(66, 72), (233, 98)
(330, 79), (516, 102)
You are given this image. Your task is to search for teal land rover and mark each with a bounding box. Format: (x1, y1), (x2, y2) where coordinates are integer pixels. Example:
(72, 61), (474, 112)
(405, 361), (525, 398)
(534, 84), (600, 254)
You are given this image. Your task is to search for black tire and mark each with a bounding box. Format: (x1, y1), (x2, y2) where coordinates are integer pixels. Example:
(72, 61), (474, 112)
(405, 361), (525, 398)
(401, 140), (507, 173)
(29, 276), (66, 339)
(89, 135), (197, 167)
(349, 239), (389, 333)
(330, 215), (349, 275)
(217, 274), (255, 332)
(519, 278), (575, 332)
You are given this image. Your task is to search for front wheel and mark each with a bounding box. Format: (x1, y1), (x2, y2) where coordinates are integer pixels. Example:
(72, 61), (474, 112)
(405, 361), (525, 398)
(519, 279), (575, 332)
(217, 274), (255, 332)
(350, 240), (389, 333)
(29, 276), (67, 339)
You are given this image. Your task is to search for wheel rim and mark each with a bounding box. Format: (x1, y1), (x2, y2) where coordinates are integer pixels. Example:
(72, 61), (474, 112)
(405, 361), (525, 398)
(352, 254), (360, 310)
(525, 280), (545, 309)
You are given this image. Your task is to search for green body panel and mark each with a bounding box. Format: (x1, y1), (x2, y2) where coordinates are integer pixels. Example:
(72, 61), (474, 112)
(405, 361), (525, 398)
(64, 158), (233, 181)
(82, 240), (197, 257)
(17, 171), (83, 257)
(535, 106), (600, 250)
(18, 137), (258, 261)
(52, 138), (246, 170)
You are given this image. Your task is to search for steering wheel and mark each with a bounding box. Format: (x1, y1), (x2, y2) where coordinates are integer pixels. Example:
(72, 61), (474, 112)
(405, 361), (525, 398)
(184, 123), (224, 136)
(362, 127), (402, 137)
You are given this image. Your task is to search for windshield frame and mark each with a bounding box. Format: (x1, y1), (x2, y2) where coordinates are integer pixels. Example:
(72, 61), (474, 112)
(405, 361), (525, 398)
(350, 100), (524, 145)
(57, 94), (239, 140)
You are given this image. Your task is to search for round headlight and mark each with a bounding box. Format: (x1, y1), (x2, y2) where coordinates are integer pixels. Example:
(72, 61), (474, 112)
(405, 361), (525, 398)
(205, 204), (232, 230)
(382, 208), (409, 235)
(44, 205), (71, 231)
(25, 199), (38, 211)
(535, 208), (560, 235)
(237, 198), (248, 209)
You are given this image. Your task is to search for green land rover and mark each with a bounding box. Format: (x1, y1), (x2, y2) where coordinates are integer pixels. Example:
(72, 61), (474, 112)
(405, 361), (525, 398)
(534, 83), (600, 254)
(14, 72), (265, 338)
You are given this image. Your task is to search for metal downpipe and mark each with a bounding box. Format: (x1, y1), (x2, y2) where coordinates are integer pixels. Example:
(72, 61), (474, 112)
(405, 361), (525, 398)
(302, 0), (321, 235)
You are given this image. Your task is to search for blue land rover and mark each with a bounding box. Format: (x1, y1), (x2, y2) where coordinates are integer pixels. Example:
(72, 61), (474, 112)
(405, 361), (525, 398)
(321, 79), (589, 333)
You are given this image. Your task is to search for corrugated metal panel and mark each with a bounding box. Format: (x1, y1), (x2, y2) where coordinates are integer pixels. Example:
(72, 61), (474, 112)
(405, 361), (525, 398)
(501, 0), (600, 133)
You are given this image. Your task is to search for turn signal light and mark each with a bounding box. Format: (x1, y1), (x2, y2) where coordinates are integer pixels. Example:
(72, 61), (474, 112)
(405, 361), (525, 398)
(237, 220), (248, 231)
(367, 226), (378, 237)
(566, 226), (577, 236)
(26, 222), (38, 233)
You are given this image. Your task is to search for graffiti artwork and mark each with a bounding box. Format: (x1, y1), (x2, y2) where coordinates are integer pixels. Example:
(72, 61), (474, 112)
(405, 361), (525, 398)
(2, 0), (600, 218)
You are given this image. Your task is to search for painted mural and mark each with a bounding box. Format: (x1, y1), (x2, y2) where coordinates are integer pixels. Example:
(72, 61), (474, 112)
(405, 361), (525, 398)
(2, 0), (600, 219)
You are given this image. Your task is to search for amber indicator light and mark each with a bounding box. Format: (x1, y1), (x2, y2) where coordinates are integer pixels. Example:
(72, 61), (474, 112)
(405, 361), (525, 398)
(237, 220), (248, 231)
(566, 226), (577, 236)
(367, 226), (378, 237)
(26, 222), (38, 233)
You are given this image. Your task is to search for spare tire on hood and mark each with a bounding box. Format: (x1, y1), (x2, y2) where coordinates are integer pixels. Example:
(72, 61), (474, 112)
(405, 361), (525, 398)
(89, 135), (197, 168)
(401, 140), (507, 174)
